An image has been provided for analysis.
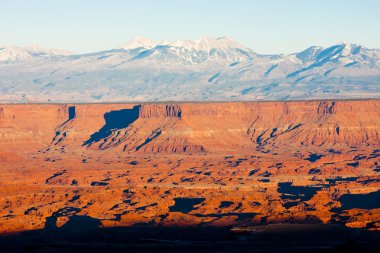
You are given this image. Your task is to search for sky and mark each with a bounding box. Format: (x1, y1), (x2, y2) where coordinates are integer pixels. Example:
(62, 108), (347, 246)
(1, 0), (379, 54)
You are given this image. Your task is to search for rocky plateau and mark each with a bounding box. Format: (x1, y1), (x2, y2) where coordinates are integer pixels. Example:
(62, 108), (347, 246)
(0, 100), (379, 234)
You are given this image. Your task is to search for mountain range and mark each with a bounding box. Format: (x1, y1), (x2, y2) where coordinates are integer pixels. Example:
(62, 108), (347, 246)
(0, 36), (379, 102)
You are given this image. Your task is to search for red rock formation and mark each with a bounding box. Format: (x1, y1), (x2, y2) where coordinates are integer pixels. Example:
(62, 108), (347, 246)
(0, 100), (379, 233)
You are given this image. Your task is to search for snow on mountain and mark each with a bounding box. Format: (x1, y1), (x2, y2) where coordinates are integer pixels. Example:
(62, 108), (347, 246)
(116, 36), (256, 65)
(286, 43), (380, 79)
(0, 36), (379, 102)
(118, 36), (158, 50)
(119, 35), (250, 52)
(0, 45), (72, 63)
(296, 46), (324, 62)
(169, 36), (248, 51)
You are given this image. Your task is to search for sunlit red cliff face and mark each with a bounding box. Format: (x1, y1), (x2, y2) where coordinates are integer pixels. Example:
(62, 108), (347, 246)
(0, 100), (379, 234)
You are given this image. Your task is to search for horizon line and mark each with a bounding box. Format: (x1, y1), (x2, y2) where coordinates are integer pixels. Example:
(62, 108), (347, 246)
(1, 36), (379, 56)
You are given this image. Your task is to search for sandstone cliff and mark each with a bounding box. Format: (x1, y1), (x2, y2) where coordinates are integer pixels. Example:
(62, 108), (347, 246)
(0, 100), (379, 233)
(1, 100), (379, 154)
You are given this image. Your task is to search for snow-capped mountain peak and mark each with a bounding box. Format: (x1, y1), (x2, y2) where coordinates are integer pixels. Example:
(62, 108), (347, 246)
(0, 37), (379, 102)
(118, 36), (158, 50)
(118, 36), (250, 52)
(117, 36), (255, 64)
(296, 46), (324, 62)
(168, 36), (248, 52)
(29, 44), (73, 56)
(339, 42), (362, 56)
(0, 45), (72, 62)
(0, 46), (34, 62)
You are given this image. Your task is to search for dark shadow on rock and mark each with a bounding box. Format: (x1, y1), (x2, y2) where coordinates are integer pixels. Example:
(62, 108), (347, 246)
(83, 105), (141, 146)
(68, 106), (76, 120)
(45, 170), (67, 184)
(57, 106), (76, 128)
(305, 154), (324, 162)
(60, 215), (101, 233)
(278, 182), (324, 209)
(44, 207), (82, 232)
(338, 190), (380, 210)
(169, 198), (205, 213)
(1, 223), (379, 253)
(135, 130), (162, 151)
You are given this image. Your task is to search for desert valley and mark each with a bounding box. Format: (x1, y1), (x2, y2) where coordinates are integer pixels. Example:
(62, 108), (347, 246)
(2, 1), (380, 252)
(0, 100), (379, 237)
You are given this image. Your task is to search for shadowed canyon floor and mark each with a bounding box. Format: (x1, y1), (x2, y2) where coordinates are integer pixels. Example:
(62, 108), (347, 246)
(0, 100), (379, 248)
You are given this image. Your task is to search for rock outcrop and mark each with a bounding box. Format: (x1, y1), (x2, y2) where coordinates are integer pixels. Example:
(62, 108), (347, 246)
(0, 100), (379, 233)
(1, 100), (379, 153)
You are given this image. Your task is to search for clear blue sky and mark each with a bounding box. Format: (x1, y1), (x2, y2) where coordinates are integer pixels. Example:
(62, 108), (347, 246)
(1, 0), (379, 54)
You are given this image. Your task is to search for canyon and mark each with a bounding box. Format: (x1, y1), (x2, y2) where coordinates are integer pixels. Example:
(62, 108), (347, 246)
(0, 100), (379, 235)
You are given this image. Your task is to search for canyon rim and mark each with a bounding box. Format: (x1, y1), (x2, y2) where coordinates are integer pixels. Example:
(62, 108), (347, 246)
(1, 1), (380, 252)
